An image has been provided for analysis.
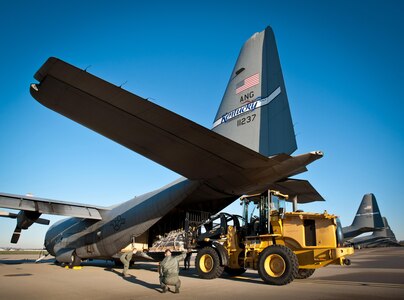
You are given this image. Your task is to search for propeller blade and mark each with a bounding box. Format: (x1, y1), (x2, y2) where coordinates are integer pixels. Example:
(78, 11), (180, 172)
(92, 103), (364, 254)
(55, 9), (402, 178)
(11, 226), (22, 243)
(0, 211), (18, 218)
(35, 218), (50, 225)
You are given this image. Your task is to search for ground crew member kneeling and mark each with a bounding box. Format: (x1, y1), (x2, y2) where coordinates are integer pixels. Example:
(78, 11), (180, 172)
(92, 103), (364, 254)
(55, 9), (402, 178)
(159, 249), (187, 293)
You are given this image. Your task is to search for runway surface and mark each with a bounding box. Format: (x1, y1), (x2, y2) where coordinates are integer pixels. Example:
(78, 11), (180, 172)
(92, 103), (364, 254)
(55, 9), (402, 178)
(0, 247), (403, 300)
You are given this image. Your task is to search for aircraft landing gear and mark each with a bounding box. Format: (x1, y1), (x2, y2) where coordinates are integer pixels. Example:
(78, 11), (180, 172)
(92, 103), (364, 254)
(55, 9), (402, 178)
(69, 252), (82, 268)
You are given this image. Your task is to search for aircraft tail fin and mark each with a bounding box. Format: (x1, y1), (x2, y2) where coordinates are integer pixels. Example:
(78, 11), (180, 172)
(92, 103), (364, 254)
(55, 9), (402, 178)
(372, 217), (397, 240)
(212, 26), (297, 156)
(351, 193), (384, 230)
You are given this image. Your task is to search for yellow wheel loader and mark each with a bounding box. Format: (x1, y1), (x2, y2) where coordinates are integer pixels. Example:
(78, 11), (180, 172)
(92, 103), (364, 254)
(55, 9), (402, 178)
(194, 190), (353, 285)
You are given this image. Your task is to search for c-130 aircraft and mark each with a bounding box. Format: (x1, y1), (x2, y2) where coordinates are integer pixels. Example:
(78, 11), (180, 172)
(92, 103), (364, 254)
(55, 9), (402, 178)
(0, 26), (324, 265)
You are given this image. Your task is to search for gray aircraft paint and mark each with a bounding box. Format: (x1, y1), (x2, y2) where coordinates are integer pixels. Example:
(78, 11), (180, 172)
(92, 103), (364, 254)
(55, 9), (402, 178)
(213, 27), (296, 157)
(349, 217), (399, 248)
(45, 178), (199, 261)
(342, 193), (385, 240)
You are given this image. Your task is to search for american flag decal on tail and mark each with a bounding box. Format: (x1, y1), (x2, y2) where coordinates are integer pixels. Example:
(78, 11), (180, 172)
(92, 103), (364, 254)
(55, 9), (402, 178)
(236, 73), (260, 94)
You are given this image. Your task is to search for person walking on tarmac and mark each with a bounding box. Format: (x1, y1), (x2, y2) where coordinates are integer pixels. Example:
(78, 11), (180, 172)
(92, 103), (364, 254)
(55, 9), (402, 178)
(120, 243), (137, 277)
(159, 249), (188, 293)
(183, 251), (192, 270)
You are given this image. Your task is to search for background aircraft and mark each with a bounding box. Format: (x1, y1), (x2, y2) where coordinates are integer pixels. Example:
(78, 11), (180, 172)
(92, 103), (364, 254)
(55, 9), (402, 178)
(0, 27), (323, 264)
(342, 193), (384, 240)
(342, 193), (400, 248)
(348, 217), (400, 249)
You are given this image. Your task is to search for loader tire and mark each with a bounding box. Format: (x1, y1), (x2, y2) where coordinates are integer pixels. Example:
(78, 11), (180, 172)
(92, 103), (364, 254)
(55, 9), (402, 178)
(196, 247), (224, 279)
(295, 268), (315, 279)
(258, 245), (298, 285)
(224, 266), (246, 277)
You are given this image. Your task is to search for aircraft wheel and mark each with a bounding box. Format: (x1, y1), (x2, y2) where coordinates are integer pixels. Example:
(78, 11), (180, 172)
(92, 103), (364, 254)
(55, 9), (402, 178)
(295, 268), (315, 279)
(258, 245), (298, 285)
(224, 266), (246, 277)
(196, 247), (224, 279)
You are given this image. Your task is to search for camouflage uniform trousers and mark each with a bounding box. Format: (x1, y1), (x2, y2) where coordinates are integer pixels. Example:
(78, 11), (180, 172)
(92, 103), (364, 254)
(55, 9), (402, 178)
(120, 251), (133, 276)
(160, 274), (181, 290)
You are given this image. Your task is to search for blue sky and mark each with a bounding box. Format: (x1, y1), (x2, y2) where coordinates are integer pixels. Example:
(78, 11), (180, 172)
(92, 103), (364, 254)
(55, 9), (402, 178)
(0, 0), (403, 248)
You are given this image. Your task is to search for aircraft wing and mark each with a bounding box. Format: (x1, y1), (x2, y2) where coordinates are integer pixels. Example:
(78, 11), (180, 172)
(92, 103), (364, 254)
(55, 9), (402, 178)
(0, 192), (107, 219)
(30, 58), (283, 182)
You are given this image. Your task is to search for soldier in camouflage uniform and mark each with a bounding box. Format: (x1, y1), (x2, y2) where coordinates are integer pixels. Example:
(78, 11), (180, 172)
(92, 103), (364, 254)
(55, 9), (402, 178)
(159, 249), (187, 293)
(120, 243), (136, 277)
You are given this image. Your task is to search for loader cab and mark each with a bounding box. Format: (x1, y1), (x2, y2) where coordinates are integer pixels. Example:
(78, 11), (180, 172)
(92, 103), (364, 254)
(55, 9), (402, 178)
(241, 190), (287, 235)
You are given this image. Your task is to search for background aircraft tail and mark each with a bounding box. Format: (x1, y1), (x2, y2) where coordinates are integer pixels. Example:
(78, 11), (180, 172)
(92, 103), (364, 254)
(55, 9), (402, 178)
(351, 193), (384, 229)
(349, 217), (399, 248)
(372, 217), (397, 240)
(343, 193), (385, 239)
(212, 26), (297, 156)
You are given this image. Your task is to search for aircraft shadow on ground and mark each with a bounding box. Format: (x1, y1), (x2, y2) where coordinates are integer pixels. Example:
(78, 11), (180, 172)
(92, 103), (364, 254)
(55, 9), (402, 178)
(177, 268), (267, 285)
(0, 258), (55, 265)
(349, 257), (404, 269)
(105, 261), (266, 286)
(129, 262), (158, 272)
(105, 268), (162, 293)
(5, 252), (403, 286)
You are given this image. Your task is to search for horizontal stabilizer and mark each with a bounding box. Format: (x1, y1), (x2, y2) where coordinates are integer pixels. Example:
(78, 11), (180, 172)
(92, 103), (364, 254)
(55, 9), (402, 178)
(28, 57), (325, 198)
(30, 57), (279, 182)
(268, 178), (324, 203)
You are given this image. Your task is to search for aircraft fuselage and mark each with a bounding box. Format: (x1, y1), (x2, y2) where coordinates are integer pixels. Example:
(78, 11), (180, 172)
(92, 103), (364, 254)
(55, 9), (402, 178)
(44, 178), (201, 263)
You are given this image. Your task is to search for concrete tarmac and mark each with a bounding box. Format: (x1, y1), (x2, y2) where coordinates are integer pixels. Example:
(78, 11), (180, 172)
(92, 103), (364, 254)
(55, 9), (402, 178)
(0, 247), (403, 300)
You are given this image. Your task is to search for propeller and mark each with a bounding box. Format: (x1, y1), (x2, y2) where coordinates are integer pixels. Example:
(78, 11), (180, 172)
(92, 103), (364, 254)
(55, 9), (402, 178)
(11, 227), (22, 243)
(0, 210), (50, 243)
(0, 211), (18, 218)
(35, 218), (50, 225)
